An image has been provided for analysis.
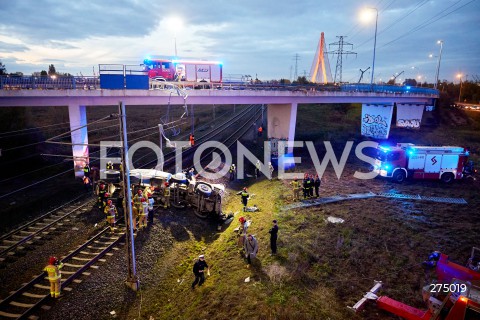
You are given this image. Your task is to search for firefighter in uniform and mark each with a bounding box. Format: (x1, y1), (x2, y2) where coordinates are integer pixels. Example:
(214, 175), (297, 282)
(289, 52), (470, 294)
(236, 187), (250, 211)
(104, 199), (117, 232)
(163, 182), (171, 209)
(139, 198), (149, 229)
(314, 174), (321, 198)
(106, 161), (114, 170)
(83, 175), (92, 193)
(290, 177), (301, 201)
(309, 174), (315, 198)
(229, 164), (236, 181)
(44, 256), (64, 298)
(131, 190), (144, 230)
(143, 186), (155, 223)
(302, 174), (310, 199)
(130, 200), (138, 231)
(83, 163), (91, 178)
(97, 182), (107, 209)
(133, 189), (144, 213)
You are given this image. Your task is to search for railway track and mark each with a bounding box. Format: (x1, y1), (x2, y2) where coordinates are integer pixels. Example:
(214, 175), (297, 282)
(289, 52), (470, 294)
(0, 105), (264, 319)
(138, 104), (260, 169)
(197, 104), (264, 169)
(0, 224), (126, 320)
(0, 195), (95, 265)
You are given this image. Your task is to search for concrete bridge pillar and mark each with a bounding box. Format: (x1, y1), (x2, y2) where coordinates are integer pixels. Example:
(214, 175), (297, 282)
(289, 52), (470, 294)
(267, 103), (298, 153)
(68, 104), (89, 177)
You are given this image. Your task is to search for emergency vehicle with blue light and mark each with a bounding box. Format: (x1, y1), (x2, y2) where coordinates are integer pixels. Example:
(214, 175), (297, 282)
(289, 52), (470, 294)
(143, 57), (223, 83)
(373, 143), (471, 183)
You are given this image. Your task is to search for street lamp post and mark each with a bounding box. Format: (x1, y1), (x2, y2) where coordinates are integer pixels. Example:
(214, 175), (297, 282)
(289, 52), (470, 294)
(434, 40), (443, 90)
(370, 8), (378, 89)
(457, 74), (463, 102)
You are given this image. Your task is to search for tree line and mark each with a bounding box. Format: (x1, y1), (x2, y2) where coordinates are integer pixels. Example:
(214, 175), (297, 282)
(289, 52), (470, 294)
(0, 61), (71, 77)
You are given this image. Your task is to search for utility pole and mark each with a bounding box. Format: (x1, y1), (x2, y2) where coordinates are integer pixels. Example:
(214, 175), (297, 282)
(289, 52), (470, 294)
(327, 36), (356, 84)
(292, 54), (300, 81)
(118, 101), (139, 291)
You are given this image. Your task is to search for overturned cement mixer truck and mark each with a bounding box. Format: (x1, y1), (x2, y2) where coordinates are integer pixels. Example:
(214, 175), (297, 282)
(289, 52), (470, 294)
(96, 168), (227, 220)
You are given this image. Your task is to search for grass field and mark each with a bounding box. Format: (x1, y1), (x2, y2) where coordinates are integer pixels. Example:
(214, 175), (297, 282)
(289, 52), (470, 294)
(121, 103), (480, 320)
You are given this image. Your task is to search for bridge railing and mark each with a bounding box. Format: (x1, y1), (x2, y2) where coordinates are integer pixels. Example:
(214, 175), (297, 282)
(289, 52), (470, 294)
(341, 83), (438, 96)
(0, 75), (438, 96)
(0, 75), (99, 90)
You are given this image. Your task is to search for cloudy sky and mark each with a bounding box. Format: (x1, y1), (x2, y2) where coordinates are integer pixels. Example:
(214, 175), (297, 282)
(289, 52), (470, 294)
(1, 0), (479, 83)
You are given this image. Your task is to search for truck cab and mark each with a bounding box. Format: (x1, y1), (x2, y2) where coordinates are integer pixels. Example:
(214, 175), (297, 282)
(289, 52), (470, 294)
(373, 145), (408, 182)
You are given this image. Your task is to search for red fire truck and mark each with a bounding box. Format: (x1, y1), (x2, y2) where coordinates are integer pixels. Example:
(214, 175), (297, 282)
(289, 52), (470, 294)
(373, 143), (471, 183)
(351, 248), (480, 320)
(143, 57), (223, 83)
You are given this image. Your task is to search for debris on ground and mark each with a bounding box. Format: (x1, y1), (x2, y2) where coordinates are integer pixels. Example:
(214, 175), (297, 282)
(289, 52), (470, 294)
(326, 216), (345, 224)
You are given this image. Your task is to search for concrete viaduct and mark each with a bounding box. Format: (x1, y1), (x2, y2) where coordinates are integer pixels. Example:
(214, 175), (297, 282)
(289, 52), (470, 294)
(0, 88), (438, 174)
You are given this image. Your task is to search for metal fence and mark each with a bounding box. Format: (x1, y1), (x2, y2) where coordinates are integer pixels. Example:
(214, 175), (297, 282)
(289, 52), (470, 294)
(0, 76), (99, 90)
(0, 74), (439, 96)
(341, 83), (438, 95)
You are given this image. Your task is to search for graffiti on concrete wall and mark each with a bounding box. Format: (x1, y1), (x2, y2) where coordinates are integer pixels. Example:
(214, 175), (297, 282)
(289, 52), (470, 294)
(361, 104), (393, 139)
(396, 104), (424, 129)
(397, 118), (421, 128)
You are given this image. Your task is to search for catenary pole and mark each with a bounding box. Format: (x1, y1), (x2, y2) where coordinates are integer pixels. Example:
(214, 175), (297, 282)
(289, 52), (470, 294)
(118, 101), (139, 291)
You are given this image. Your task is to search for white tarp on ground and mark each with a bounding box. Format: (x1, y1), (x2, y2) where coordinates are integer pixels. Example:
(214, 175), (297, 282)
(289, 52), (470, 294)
(361, 104), (394, 139)
(396, 104), (425, 129)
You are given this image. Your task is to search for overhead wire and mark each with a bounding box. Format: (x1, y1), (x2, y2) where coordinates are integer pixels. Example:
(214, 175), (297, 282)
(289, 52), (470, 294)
(0, 161), (70, 184)
(354, 0), (430, 50)
(0, 168), (73, 200)
(381, 0), (475, 48)
(0, 121), (71, 137)
(1, 104), (230, 199)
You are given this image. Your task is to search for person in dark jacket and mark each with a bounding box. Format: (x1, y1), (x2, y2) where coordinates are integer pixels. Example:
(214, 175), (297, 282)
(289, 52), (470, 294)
(309, 174), (315, 197)
(314, 174), (321, 198)
(244, 234), (258, 267)
(269, 220), (279, 255)
(191, 255), (209, 289)
(303, 174), (310, 199)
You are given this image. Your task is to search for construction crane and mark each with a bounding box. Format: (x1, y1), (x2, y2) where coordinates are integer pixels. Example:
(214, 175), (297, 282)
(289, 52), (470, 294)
(358, 67), (370, 83)
(390, 70), (404, 84)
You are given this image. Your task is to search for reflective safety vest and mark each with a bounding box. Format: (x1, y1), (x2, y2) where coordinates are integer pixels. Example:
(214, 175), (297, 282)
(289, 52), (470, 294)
(241, 192), (249, 200)
(258, 127), (263, 133)
(44, 263), (63, 281)
(229, 165), (236, 173)
(164, 188), (170, 197)
(291, 180), (301, 189)
(144, 187), (153, 198)
(83, 166), (90, 173)
(133, 194), (143, 206)
(106, 162), (114, 170)
(104, 205), (117, 218)
(83, 177), (91, 185)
